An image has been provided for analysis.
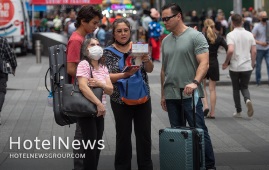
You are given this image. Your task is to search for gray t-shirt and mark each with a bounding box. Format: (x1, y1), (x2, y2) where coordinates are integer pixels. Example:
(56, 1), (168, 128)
(252, 23), (269, 50)
(161, 27), (208, 99)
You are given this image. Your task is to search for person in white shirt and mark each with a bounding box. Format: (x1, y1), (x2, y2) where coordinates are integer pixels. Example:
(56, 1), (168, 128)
(222, 14), (256, 118)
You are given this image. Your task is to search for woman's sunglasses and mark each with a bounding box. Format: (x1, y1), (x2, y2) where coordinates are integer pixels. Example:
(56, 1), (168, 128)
(162, 13), (178, 22)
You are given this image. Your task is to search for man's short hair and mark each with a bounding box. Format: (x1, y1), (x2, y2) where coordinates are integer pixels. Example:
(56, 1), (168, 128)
(161, 3), (183, 20)
(231, 14), (242, 27)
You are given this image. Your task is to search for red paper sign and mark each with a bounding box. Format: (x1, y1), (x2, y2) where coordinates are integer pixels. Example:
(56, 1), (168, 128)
(31, 0), (102, 5)
(0, 0), (15, 26)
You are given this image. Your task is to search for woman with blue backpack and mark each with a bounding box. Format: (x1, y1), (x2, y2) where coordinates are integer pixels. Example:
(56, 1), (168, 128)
(103, 18), (154, 170)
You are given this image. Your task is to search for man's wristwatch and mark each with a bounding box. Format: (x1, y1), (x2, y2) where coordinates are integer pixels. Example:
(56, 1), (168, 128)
(192, 80), (200, 85)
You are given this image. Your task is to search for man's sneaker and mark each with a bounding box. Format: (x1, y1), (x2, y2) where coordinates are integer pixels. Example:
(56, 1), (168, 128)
(233, 112), (242, 118)
(246, 99), (254, 117)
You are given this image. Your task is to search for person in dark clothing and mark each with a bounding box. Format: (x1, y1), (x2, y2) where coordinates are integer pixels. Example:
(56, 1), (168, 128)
(191, 10), (200, 28)
(200, 10), (207, 31)
(202, 19), (228, 119)
(0, 36), (17, 125)
(214, 21), (222, 35)
(243, 20), (252, 32)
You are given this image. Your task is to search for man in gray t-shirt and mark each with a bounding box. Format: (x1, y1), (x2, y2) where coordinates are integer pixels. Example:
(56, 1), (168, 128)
(252, 11), (269, 85)
(161, 3), (216, 170)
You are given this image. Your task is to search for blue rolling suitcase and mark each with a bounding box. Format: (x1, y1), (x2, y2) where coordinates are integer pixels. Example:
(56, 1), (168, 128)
(159, 89), (205, 170)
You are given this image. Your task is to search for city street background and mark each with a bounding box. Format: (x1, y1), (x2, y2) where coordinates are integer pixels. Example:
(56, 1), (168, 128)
(0, 49), (269, 170)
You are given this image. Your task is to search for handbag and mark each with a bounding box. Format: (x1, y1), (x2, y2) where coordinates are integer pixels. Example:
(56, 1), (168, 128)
(62, 67), (103, 117)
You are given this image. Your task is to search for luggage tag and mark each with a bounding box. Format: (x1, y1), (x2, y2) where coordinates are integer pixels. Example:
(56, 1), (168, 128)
(194, 90), (199, 107)
(47, 91), (53, 107)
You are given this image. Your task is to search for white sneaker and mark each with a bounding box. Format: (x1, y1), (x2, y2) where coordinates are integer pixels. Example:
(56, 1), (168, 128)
(233, 112), (242, 118)
(246, 99), (254, 117)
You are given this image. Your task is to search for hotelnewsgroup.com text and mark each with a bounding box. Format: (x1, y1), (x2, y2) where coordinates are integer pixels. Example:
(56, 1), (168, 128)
(9, 153), (85, 159)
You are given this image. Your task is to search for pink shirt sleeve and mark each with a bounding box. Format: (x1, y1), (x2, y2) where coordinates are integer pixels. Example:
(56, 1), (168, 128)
(76, 60), (90, 78)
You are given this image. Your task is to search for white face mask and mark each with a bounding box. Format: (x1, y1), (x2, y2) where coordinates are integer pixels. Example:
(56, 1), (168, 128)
(88, 46), (103, 61)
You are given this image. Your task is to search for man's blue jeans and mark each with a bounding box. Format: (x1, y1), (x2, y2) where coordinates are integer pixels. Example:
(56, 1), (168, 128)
(166, 98), (215, 168)
(256, 49), (269, 84)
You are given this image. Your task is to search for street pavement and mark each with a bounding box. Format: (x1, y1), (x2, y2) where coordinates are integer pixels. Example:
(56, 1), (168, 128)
(0, 50), (269, 170)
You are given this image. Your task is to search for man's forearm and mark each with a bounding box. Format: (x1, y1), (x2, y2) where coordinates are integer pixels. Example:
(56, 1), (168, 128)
(194, 62), (208, 83)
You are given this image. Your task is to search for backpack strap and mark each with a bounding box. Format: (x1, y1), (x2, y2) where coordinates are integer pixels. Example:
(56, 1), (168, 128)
(104, 46), (126, 70)
(104, 46), (124, 58)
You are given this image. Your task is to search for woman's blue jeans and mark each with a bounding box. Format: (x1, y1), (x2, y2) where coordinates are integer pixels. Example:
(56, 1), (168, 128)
(165, 98), (215, 168)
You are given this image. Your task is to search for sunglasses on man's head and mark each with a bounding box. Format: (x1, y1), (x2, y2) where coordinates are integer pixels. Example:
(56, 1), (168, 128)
(162, 13), (178, 22)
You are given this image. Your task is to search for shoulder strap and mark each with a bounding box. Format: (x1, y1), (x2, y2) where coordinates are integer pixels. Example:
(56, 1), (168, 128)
(104, 46), (124, 58)
(105, 46), (126, 71)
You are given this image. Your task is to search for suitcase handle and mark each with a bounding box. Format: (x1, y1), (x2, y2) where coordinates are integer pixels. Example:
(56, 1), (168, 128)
(180, 88), (196, 128)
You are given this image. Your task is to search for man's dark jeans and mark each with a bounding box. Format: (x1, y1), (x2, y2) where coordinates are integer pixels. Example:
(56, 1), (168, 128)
(166, 98), (215, 168)
(229, 70), (252, 113)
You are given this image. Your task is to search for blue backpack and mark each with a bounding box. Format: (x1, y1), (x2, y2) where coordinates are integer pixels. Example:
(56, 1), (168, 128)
(105, 46), (149, 105)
